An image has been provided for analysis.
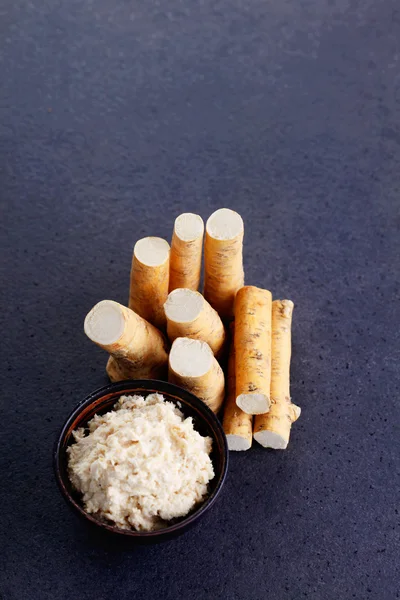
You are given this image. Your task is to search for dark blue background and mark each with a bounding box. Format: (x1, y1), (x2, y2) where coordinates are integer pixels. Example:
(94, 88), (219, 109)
(1, 1), (399, 598)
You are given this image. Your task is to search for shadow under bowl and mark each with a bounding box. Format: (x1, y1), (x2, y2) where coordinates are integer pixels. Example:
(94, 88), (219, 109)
(54, 379), (229, 543)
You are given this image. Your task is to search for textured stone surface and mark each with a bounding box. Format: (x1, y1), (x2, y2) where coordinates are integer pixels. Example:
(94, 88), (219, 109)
(0, 0), (399, 598)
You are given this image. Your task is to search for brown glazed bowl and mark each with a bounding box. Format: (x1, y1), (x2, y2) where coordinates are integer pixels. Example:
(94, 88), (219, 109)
(54, 380), (228, 543)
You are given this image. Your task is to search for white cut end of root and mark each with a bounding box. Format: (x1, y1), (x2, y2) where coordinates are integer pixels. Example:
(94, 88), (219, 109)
(134, 237), (170, 267)
(253, 430), (288, 450)
(226, 434), (252, 451)
(164, 288), (204, 323)
(84, 300), (125, 345)
(206, 208), (244, 240)
(282, 299), (294, 317)
(169, 337), (212, 377)
(236, 393), (270, 415)
(175, 213), (204, 242)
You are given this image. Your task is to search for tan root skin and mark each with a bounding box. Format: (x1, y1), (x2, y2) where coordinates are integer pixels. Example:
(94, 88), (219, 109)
(129, 237), (170, 330)
(164, 288), (226, 359)
(253, 300), (300, 449)
(204, 208), (244, 320)
(168, 337), (225, 414)
(235, 286), (272, 415)
(222, 324), (252, 450)
(84, 300), (169, 381)
(169, 213), (204, 292)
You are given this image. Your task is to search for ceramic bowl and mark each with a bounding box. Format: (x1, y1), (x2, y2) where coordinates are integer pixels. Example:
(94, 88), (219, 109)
(54, 379), (228, 542)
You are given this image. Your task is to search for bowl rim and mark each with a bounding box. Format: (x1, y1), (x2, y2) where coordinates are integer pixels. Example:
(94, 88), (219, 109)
(53, 379), (229, 537)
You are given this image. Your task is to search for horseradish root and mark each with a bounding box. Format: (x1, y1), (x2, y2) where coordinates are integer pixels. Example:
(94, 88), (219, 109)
(204, 208), (244, 320)
(253, 300), (300, 449)
(222, 325), (253, 450)
(84, 300), (169, 381)
(105, 355), (127, 382)
(164, 288), (226, 359)
(168, 337), (225, 413)
(105, 355), (146, 382)
(169, 213), (204, 292)
(129, 237), (170, 330)
(235, 286), (272, 415)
